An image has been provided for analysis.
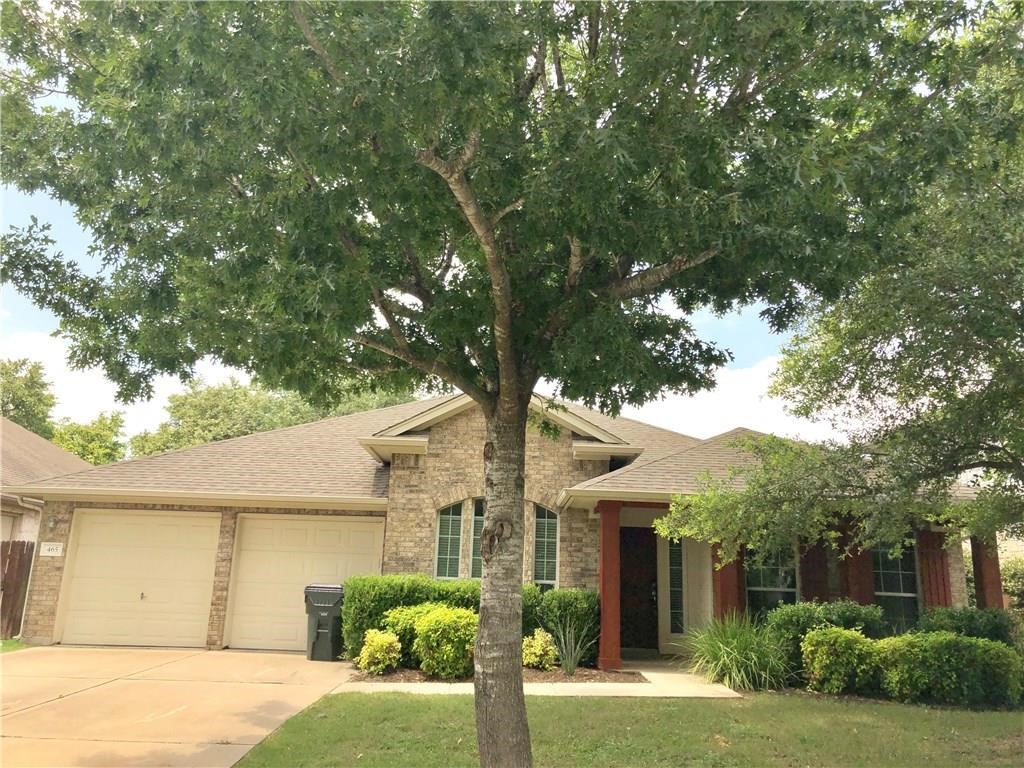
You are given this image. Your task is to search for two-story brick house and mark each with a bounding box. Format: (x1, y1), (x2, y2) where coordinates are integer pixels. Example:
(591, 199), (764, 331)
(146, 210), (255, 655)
(8, 394), (1004, 669)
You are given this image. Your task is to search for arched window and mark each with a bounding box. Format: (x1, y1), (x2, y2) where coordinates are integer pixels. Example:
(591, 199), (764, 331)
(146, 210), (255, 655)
(435, 502), (462, 579)
(533, 505), (558, 590)
(470, 499), (486, 578)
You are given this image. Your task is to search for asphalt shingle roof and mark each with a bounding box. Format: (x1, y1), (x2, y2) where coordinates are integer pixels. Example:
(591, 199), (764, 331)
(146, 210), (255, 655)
(1, 417), (91, 487)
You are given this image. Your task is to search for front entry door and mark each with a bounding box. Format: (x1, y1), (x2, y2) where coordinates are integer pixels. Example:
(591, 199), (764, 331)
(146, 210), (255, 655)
(620, 527), (658, 649)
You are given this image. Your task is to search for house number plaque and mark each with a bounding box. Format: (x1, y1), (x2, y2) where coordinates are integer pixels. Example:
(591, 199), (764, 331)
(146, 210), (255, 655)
(40, 542), (64, 557)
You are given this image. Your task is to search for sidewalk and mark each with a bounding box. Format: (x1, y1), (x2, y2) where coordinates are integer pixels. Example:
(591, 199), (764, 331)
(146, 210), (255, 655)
(332, 659), (739, 698)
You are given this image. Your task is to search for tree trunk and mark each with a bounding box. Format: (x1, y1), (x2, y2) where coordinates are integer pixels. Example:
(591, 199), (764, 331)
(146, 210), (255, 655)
(475, 395), (533, 768)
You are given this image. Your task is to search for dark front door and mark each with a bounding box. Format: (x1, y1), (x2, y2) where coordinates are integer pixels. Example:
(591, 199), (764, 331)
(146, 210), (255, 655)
(620, 526), (658, 649)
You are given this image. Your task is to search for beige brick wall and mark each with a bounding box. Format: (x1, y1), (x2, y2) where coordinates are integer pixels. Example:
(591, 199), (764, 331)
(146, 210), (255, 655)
(383, 405), (606, 589)
(20, 501), (382, 647)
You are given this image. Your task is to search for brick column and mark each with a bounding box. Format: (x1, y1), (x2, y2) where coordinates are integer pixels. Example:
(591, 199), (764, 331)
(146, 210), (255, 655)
(597, 500), (622, 670)
(799, 542), (831, 602)
(971, 537), (1005, 609)
(712, 545), (745, 618)
(843, 549), (876, 604)
(916, 529), (952, 608)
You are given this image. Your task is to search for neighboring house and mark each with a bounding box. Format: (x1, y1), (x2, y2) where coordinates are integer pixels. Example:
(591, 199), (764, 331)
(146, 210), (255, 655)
(1, 417), (91, 542)
(6, 395), (1003, 669)
(1, 417), (91, 638)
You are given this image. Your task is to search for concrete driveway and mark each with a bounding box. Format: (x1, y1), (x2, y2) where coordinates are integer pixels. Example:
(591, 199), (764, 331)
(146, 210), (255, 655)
(1, 646), (352, 768)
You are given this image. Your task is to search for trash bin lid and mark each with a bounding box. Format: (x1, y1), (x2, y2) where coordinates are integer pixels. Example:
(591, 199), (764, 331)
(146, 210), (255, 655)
(304, 583), (343, 594)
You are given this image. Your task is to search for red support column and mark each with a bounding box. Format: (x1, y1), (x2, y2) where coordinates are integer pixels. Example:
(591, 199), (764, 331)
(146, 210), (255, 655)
(597, 500), (622, 670)
(843, 549), (876, 605)
(971, 537), (1005, 609)
(799, 542), (831, 602)
(917, 529), (952, 608)
(712, 546), (745, 618)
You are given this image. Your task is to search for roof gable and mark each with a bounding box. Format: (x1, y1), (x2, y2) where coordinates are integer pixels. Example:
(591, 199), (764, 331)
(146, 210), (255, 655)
(1, 417), (91, 487)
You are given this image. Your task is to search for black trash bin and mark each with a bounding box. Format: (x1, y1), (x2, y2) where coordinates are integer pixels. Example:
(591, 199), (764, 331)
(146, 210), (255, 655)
(304, 584), (344, 661)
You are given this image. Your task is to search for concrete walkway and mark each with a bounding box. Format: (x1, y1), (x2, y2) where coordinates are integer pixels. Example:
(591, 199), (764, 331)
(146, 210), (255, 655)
(335, 658), (739, 698)
(1, 647), (352, 768)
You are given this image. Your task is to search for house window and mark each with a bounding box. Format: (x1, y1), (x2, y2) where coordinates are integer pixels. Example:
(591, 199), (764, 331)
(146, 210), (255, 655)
(435, 502), (463, 579)
(470, 499), (486, 578)
(668, 539), (685, 633)
(873, 546), (919, 632)
(533, 505), (558, 590)
(745, 548), (798, 615)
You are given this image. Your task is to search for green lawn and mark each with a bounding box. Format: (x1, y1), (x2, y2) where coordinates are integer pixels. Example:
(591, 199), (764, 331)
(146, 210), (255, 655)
(239, 692), (1022, 768)
(0, 639), (28, 653)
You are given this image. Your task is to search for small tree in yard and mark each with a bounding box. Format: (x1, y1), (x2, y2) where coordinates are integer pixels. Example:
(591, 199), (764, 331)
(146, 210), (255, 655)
(2, 3), (1019, 765)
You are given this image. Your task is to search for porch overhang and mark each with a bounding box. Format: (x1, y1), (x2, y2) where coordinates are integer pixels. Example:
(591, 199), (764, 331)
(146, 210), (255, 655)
(557, 487), (677, 511)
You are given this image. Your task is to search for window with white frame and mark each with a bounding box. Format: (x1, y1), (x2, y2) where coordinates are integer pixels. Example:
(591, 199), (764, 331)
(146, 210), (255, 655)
(533, 505), (558, 590)
(470, 499), (486, 578)
(668, 539), (685, 633)
(872, 545), (919, 632)
(435, 502), (463, 579)
(744, 548), (798, 615)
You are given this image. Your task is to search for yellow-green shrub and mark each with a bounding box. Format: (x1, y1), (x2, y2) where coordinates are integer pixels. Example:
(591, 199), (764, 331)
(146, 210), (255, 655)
(802, 627), (880, 695)
(412, 606), (478, 680)
(522, 628), (558, 671)
(356, 629), (401, 675)
(382, 602), (446, 667)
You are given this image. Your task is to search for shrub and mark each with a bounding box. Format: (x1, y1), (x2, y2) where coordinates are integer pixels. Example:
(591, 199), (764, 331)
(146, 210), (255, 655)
(522, 628), (558, 671)
(917, 607), (1015, 646)
(877, 631), (1022, 708)
(538, 588), (599, 674)
(801, 627), (880, 695)
(1003, 557), (1024, 610)
(765, 600), (886, 677)
(355, 629), (401, 675)
(382, 602), (446, 667)
(413, 606), (479, 680)
(432, 579), (482, 611)
(686, 614), (790, 691)
(342, 574), (439, 655)
(521, 583), (543, 637)
(343, 575), (544, 655)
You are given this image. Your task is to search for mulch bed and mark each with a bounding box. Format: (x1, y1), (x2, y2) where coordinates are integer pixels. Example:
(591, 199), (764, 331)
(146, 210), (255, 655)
(351, 666), (647, 684)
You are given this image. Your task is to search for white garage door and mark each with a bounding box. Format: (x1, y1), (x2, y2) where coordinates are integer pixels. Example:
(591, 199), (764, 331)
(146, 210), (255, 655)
(62, 510), (220, 647)
(227, 515), (384, 651)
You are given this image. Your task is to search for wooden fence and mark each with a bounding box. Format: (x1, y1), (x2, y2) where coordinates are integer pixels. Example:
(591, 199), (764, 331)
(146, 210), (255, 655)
(2, 540), (35, 638)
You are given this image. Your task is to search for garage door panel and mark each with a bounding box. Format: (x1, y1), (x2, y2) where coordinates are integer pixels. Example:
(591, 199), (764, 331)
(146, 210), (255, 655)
(61, 511), (219, 648)
(228, 516), (383, 651)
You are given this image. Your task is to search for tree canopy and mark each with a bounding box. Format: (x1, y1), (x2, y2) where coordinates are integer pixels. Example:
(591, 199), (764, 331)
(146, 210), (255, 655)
(3, 3), (1020, 765)
(657, 87), (1024, 562)
(130, 379), (413, 456)
(52, 411), (126, 465)
(1, 357), (56, 438)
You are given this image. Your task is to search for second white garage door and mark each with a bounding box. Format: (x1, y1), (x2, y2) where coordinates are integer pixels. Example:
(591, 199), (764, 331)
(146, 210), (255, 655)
(227, 515), (384, 651)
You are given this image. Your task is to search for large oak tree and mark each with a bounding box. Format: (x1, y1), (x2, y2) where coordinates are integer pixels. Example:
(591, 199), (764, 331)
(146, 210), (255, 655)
(3, 3), (1019, 765)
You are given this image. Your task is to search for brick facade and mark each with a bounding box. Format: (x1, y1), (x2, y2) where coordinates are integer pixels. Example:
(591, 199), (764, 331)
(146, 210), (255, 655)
(382, 405), (607, 589)
(20, 500), (382, 647)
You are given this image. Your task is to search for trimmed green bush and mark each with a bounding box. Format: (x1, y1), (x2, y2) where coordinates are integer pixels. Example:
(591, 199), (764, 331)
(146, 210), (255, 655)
(686, 614), (791, 691)
(382, 602), (446, 667)
(413, 606), (479, 680)
(355, 629), (401, 675)
(801, 627), (880, 695)
(538, 588), (599, 673)
(522, 628), (558, 671)
(917, 606), (1015, 646)
(877, 631), (1022, 708)
(1002, 557), (1024, 610)
(521, 583), (543, 637)
(765, 600), (886, 676)
(343, 575), (545, 655)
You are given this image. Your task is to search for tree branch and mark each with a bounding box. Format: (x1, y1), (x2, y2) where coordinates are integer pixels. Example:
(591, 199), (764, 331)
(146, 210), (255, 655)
(291, 2), (345, 85)
(565, 236), (585, 294)
(416, 133), (518, 398)
(604, 247), (719, 300)
(353, 332), (487, 404)
(492, 198), (525, 226)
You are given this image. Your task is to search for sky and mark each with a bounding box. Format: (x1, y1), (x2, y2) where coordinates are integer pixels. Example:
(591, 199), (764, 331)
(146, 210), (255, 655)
(1, 185), (838, 443)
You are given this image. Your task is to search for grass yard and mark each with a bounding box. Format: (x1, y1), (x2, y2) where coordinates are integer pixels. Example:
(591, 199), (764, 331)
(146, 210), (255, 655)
(239, 692), (1022, 768)
(0, 639), (28, 653)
